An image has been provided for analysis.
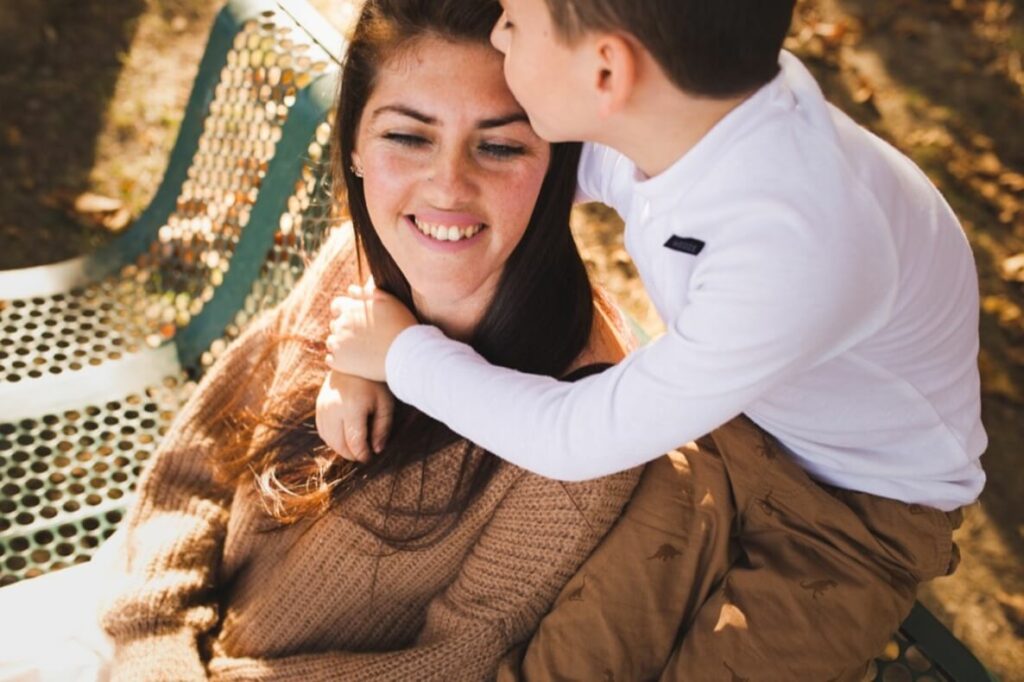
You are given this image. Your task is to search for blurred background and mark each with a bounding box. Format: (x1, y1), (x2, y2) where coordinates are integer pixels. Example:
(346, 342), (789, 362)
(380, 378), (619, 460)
(0, 0), (1020, 677)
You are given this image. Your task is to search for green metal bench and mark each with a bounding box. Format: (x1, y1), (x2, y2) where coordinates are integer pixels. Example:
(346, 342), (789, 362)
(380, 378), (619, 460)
(0, 0), (344, 582)
(0, 2), (996, 680)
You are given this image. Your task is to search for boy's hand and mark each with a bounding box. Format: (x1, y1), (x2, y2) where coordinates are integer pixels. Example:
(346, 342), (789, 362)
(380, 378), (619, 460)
(326, 285), (417, 382)
(315, 370), (395, 462)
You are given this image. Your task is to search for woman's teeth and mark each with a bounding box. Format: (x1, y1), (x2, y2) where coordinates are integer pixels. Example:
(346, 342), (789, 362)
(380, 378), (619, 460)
(413, 217), (483, 242)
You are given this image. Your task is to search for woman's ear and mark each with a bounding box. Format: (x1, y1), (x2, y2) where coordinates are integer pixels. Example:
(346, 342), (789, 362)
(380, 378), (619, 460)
(592, 33), (638, 119)
(351, 150), (365, 178)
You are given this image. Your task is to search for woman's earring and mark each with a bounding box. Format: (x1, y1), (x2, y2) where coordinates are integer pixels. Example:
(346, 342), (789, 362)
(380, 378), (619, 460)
(350, 163), (364, 178)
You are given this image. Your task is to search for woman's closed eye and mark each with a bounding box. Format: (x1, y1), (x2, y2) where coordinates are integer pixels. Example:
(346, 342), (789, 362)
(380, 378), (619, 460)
(383, 132), (429, 148)
(479, 141), (526, 159)
(382, 132), (526, 160)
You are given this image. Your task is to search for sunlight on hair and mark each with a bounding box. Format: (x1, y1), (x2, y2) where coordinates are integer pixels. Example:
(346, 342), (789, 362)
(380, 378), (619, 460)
(250, 453), (341, 525)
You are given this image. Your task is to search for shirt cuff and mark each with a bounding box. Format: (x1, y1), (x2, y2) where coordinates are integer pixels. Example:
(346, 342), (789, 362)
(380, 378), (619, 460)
(384, 324), (446, 400)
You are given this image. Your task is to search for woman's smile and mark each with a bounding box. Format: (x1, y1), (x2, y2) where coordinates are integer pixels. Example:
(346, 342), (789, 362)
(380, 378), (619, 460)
(405, 214), (487, 251)
(352, 35), (550, 333)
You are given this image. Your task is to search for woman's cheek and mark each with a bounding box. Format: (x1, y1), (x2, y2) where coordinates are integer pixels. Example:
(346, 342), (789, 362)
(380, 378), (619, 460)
(362, 152), (419, 217)
(489, 161), (548, 227)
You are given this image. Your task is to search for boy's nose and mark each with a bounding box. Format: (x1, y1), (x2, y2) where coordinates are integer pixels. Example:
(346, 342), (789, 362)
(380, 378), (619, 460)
(490, 13), (509, 54)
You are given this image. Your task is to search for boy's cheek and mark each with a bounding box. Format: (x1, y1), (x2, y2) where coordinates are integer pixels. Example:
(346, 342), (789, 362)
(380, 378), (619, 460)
(502, 69), (569, 142)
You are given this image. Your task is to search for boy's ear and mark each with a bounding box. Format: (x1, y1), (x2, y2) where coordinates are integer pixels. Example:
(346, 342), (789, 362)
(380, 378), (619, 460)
(592, 33), (638, 118)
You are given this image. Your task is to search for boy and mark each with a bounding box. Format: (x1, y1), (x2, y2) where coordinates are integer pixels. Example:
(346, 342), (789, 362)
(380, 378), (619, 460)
(322, 0), (984, 678)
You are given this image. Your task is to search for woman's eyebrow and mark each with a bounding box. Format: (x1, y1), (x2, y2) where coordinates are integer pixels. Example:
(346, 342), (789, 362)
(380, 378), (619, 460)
(371, 105), (528, 130)
(372, 105), (436, 124)
(477, 113), (529, 129)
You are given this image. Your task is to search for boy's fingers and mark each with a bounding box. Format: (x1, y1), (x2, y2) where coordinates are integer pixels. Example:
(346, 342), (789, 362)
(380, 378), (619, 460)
(331, 295), (361, 314)
(343, 422), (370, 464)
(326, 414), (360, 462)
(316, 406), (352, 462)
(371, 398), (394, 453)
(328, 427), (355, 462)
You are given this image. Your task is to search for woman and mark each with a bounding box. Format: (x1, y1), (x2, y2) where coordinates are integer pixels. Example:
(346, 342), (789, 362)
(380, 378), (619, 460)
(0, 0), (638, 680)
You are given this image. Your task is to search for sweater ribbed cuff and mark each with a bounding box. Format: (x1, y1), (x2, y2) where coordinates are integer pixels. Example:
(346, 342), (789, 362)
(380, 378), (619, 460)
(110, 629), (206, 682)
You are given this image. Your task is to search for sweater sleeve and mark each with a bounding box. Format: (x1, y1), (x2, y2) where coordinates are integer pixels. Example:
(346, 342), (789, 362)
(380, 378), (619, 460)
(98, 303), (283, 682)
(204, 468), (641, 682)
(100, 227), (360, 681)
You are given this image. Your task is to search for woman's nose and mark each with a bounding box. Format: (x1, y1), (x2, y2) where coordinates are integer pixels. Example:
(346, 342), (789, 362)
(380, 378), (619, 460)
(424, 148), (478, 205)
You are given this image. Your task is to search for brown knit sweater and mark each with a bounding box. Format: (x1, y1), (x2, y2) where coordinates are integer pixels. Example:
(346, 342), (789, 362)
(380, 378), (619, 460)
(99, 228), (641, 681)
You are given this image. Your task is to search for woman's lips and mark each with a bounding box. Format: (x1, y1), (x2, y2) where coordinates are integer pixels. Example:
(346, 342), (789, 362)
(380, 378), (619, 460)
(405, 215), (486, 252)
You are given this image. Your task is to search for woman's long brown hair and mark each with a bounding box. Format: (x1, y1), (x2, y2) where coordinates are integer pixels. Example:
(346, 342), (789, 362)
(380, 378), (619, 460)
(214, 0), (592, 549)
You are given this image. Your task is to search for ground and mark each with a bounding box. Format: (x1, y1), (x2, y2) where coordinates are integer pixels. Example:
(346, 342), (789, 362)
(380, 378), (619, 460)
(0, 0), (1021, 678)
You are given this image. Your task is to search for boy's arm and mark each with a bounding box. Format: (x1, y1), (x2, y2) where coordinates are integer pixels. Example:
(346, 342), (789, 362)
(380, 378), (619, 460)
(575, 142), (634, 211)
(379, 223), (894, 481)
(315, 371), (394, 461)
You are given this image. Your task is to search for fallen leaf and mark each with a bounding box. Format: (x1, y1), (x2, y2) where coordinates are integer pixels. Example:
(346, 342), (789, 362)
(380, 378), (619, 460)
(814, 21), (848, 46)
(995, 591), (1024, 636)
(976, 152), (1003, 176)
(999, 172), (1024, 192)
(1000, 253), (1024, 283)
(852, 85), (875, 104)
(977, 180), (1000, 200)
(73, 192), (123, 214)
(101, 207), (131, 232)
(972, 134), (995, 151)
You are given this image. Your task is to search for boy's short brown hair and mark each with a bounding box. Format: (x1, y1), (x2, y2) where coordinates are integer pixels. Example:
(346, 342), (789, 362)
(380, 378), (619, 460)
(544, 0), (796, 97)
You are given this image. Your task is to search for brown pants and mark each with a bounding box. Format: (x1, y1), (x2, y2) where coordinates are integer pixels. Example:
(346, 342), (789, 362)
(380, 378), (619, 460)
(498, 416), (961, 681)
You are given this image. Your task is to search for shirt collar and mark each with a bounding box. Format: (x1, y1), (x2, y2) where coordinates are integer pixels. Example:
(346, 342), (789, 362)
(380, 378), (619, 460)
(629, 51), (802, 213)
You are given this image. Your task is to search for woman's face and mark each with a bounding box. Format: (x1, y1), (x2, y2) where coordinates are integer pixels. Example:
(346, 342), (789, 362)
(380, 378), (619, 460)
(353, 36), (551, 335)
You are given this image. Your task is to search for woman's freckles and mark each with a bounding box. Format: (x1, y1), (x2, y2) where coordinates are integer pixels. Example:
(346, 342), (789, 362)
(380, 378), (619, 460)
(352, 35), (550, 332)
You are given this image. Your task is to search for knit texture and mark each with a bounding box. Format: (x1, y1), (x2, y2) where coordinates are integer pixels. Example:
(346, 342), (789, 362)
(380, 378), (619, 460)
(98, 227), (641, 681)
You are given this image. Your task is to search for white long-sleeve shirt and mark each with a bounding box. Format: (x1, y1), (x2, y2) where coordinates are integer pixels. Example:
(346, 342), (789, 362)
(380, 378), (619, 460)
(385, 52), (986, 511)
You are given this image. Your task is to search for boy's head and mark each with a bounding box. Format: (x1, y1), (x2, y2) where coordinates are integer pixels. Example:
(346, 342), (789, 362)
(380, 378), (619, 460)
(492, 0), (796, 142)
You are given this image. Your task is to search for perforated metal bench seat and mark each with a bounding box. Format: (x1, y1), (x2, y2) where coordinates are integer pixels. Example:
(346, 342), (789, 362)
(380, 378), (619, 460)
(0, 2), (996, 680)
(0, 0), (345, 583)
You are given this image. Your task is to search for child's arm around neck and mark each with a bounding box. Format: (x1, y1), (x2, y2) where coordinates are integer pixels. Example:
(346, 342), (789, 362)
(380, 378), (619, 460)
(381, 208), (893, 480)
